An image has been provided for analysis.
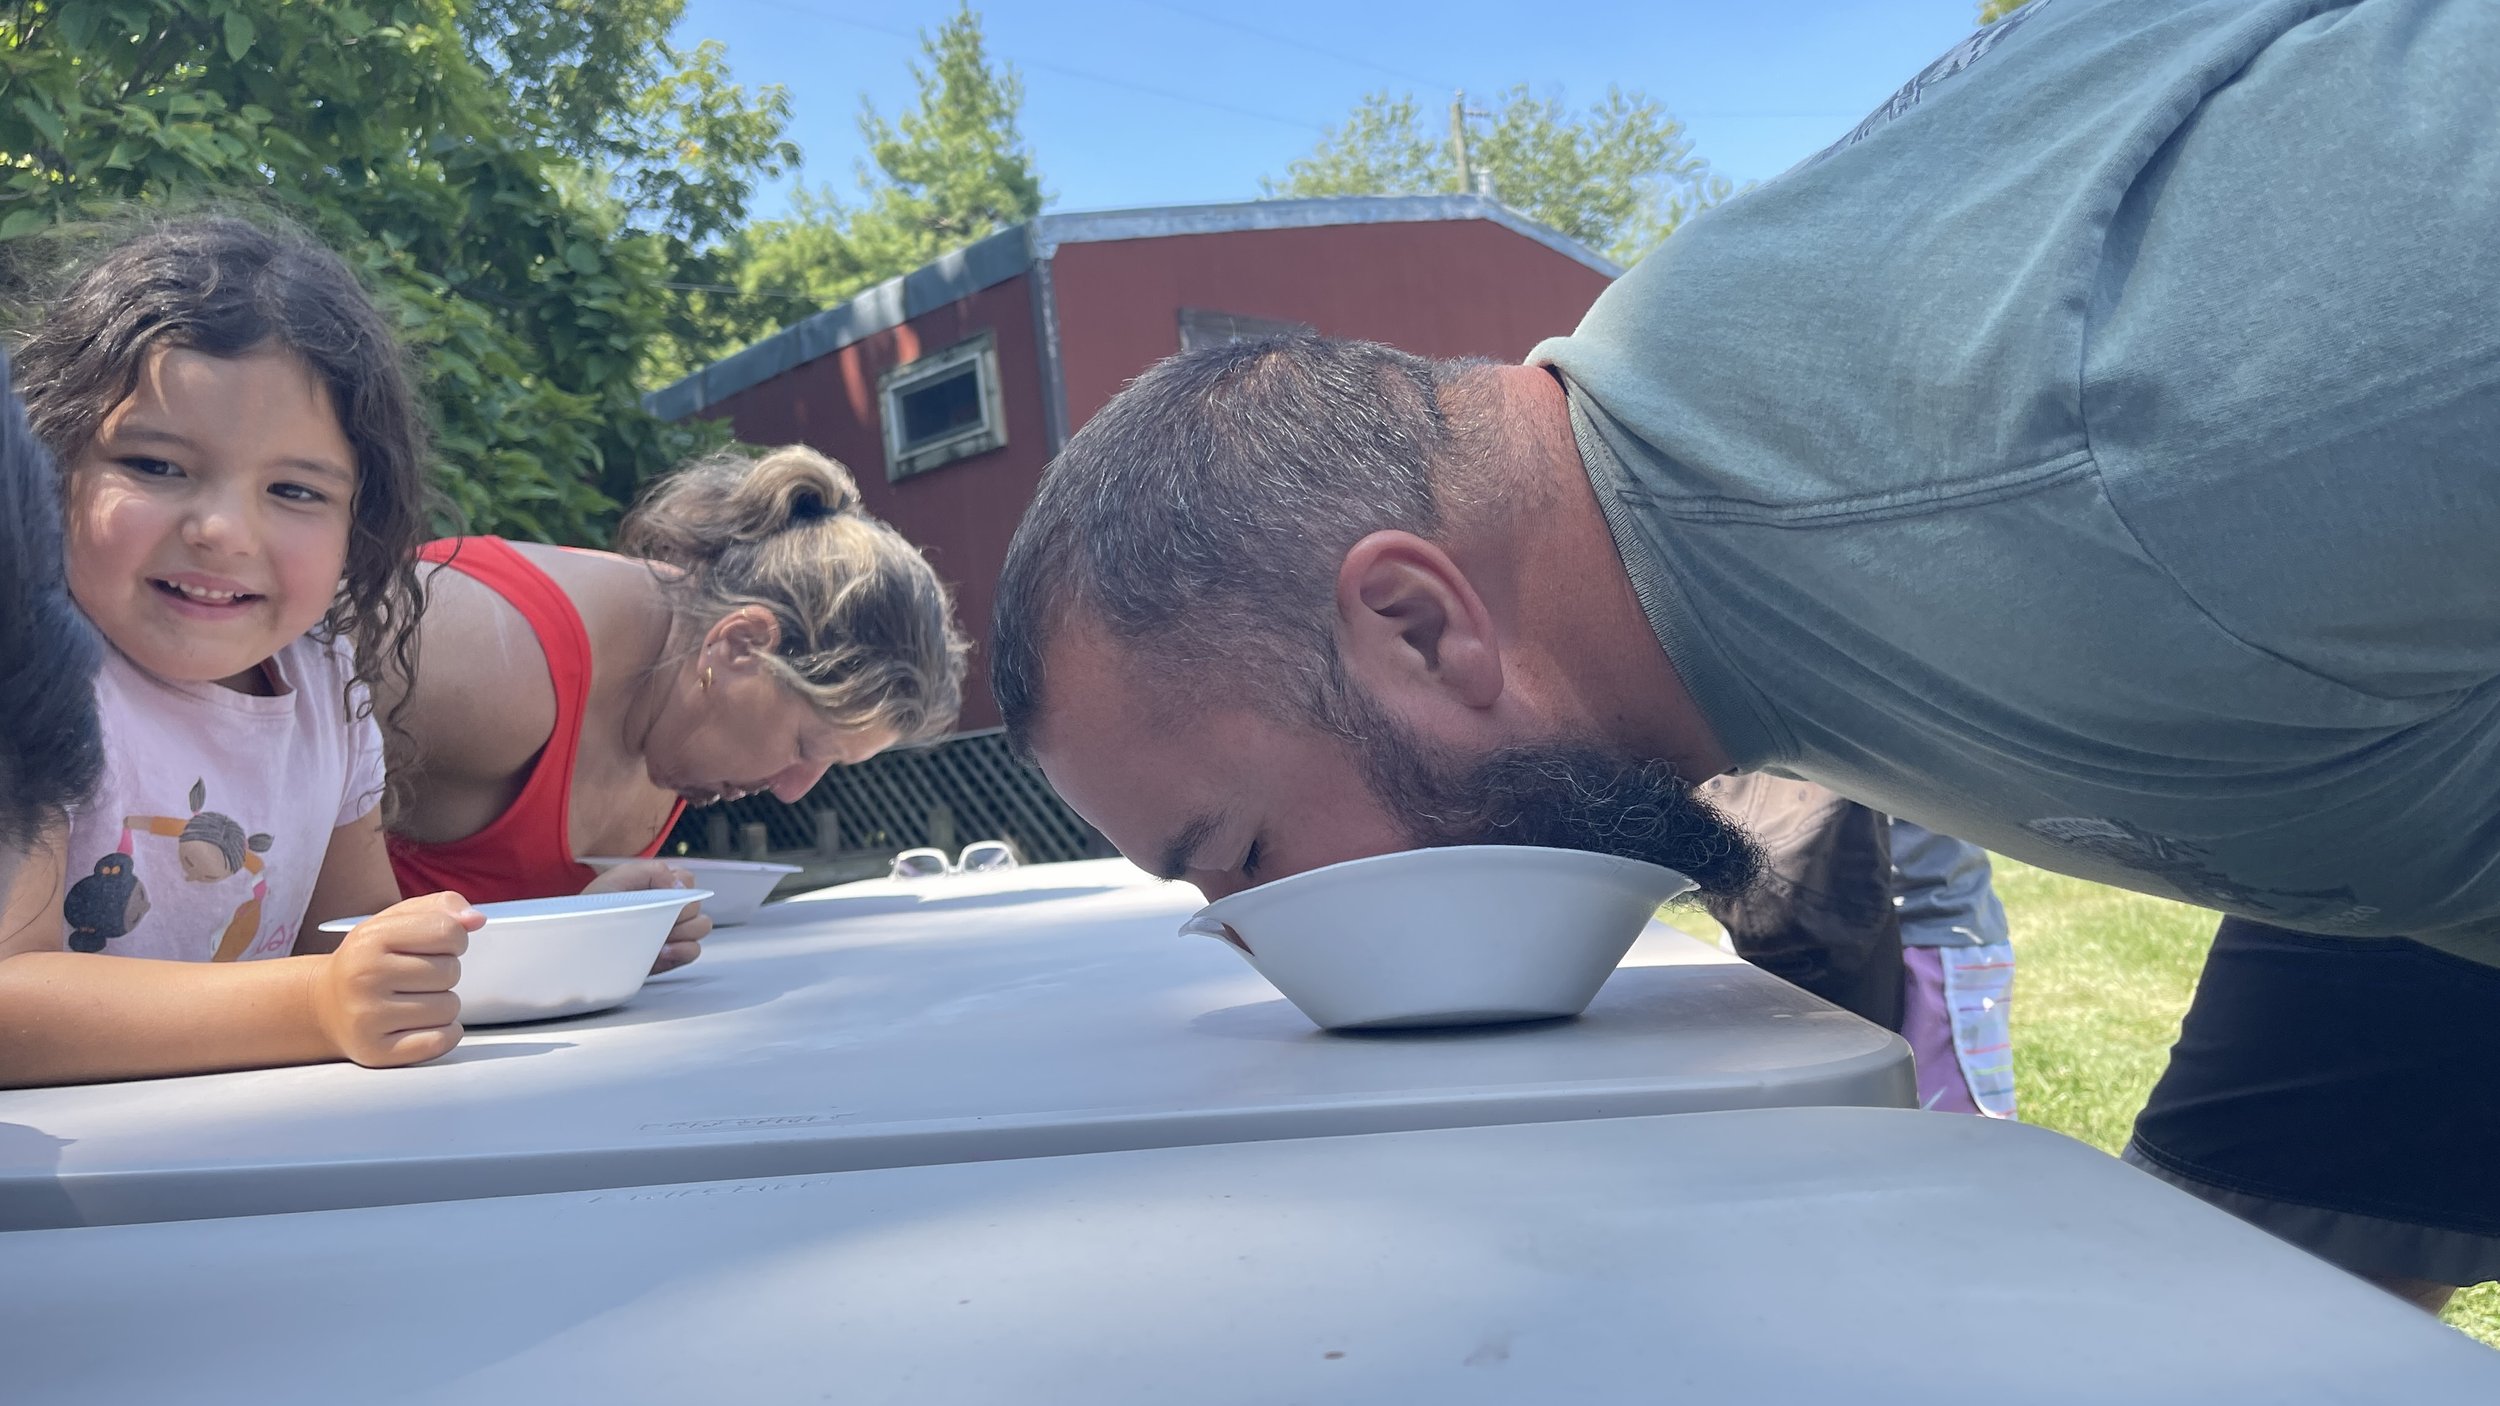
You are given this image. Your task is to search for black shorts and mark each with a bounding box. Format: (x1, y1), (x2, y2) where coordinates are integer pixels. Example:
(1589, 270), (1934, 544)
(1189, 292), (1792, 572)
(2126, 916), (2500, 1287)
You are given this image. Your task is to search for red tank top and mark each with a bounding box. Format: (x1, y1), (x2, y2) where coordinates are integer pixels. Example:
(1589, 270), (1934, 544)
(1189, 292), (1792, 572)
(388, 537), (686, 903)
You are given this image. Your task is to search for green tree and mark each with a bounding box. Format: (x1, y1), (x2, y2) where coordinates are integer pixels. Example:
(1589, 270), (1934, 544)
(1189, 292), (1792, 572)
(1264, 85), (1731, 266)
(0, 0), (790, 543)
(721, 185), (870, 340)
(1977, 0), (2029, 22)
(1259, 92), (1444, 205)
(461, 0), (803, 385)
(720, 4), (1044, 333)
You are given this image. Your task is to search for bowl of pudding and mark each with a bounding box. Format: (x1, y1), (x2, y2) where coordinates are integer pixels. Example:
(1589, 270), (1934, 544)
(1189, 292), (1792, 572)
(320, 888), (711, 1025)
(581, 855), (800, 926)
(1182, 845), (1695, 1031)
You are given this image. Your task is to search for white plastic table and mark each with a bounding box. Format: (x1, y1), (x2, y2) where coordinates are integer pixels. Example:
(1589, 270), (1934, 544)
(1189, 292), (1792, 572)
(0, 862), (1908, 1228)
(4, 1109), (2491, 1405)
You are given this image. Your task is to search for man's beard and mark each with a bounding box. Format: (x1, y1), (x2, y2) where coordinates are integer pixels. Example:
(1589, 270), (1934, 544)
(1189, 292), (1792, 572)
(1343, 696), (1762, 901)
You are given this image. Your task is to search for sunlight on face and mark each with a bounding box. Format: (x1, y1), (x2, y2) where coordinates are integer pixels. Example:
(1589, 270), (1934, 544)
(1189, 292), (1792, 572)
(64, 347), (355, 690)
(1030, 624), (1416, 904)
(647, 667), (899, 808)
(1031, 619), (1762, 904)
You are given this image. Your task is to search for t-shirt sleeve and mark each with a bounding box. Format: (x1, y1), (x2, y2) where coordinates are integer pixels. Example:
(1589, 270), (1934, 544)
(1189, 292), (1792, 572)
(338, 705), (387, 830)
(2080, 0), (2500, 699)
(319, 638), (388, 830)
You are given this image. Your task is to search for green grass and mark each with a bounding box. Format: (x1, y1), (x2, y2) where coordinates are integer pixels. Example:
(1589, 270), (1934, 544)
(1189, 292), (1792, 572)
(1664, 861), (2498, 1347)
(1990, 858), (2210, 1155)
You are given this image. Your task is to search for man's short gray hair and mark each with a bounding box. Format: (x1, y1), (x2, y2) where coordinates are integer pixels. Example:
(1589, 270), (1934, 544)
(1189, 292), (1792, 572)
(993, 335), (1470, 752)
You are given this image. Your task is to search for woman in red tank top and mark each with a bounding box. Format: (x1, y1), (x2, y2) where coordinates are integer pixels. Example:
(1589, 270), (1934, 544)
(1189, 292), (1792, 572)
(378, 446), (968, 961)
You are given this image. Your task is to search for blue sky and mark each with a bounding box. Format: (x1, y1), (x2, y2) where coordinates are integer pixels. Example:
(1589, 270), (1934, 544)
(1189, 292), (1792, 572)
(673, 0), (1994, 219)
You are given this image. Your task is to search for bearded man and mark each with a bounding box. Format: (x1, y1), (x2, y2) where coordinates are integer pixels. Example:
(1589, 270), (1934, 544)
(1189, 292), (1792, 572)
(992, 0), (2500, 1309)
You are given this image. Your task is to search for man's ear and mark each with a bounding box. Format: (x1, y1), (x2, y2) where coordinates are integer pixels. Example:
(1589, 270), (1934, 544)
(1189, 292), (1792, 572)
(1334, 531), (1503, 710)
(705, 605), (784, 668)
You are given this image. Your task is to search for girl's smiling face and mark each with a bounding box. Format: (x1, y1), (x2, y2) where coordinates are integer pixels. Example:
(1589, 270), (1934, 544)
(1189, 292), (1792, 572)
(66, 346), (356, 690)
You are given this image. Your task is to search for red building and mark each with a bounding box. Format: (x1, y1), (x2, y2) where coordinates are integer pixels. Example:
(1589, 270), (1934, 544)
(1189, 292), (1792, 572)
(649, 195), (1618, 865)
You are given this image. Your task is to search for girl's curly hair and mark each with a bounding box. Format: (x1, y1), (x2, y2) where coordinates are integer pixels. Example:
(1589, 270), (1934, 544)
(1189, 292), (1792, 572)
(12, 212), (434, 817)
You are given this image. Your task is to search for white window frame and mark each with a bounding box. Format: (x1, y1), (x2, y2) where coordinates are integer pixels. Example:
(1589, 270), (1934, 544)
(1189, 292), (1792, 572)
(878, 330), (1007, 481)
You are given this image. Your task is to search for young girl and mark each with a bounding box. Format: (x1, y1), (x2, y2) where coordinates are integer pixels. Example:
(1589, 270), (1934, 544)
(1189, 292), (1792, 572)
(0, 215), (483, 1086)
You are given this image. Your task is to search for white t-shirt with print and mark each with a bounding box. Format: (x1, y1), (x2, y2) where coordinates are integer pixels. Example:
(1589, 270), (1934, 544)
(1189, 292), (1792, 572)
(61, 635), (385, 962)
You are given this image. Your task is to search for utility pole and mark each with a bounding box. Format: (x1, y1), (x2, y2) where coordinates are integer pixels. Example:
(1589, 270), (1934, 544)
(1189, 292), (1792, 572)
(1449, 90), (1493, 199)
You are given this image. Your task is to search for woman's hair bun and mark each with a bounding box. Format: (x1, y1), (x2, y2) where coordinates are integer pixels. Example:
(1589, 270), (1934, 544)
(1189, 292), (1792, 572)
(762, 445), (863, 521)
(622, 441), (969, 748)
(618, 445), (862, 566)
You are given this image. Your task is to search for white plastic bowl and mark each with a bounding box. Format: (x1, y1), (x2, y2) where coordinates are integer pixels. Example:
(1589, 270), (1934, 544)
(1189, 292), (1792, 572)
(319, 888), (711, 1025)
(1183, 845), (1696, 1031)
(580, 856), (800, 925)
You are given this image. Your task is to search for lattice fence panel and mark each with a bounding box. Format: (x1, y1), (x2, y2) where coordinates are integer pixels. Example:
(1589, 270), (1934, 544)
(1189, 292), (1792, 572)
(665, 728), (1110, 864)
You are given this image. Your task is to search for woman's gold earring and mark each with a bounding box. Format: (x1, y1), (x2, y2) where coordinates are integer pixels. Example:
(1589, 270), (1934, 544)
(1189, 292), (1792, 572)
(701, 666), (714, 691)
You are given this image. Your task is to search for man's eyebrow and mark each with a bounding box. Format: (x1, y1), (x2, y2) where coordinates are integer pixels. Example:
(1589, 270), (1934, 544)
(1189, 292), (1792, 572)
(1155, 813), (1220, 883)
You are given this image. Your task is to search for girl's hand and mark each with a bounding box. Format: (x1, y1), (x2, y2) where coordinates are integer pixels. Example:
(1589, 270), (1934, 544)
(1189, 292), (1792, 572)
(311, 891), (478, 1067)
(583, 860), (712, 974)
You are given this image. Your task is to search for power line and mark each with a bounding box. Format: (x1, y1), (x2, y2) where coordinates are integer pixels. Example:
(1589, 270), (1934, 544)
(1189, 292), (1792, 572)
(716, 0), (1332, 134)
(1116, 7), (1862, 126)
(1125, 0), (1454, 94)
(658, 281), (825, 304)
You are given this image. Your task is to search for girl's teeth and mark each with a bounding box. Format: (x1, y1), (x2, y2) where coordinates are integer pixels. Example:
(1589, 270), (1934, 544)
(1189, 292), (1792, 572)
(164, 582), (247, 603)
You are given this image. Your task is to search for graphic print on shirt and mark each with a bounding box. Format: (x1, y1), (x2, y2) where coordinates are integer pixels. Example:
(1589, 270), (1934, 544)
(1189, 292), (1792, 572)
(61, 850), (148, 952)
(1793, 0), (2051, 172)
(65, 777), (275, 959)
(2021, 816), (2379, 930)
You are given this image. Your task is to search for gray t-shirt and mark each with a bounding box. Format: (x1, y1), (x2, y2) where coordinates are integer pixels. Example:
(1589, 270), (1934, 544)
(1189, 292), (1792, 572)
(1533, 0), (2500, 964)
